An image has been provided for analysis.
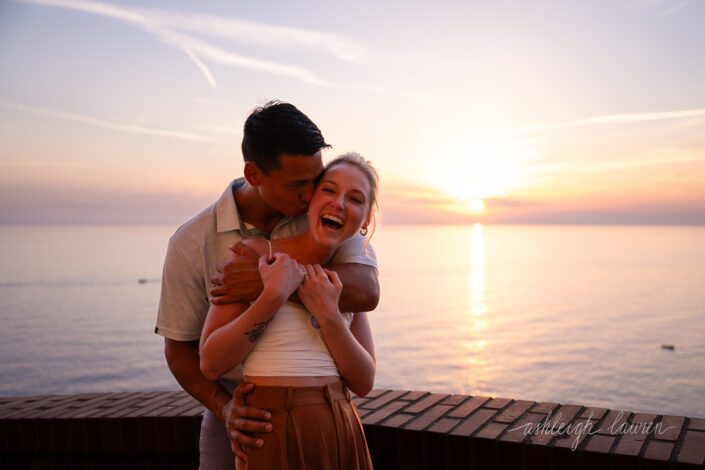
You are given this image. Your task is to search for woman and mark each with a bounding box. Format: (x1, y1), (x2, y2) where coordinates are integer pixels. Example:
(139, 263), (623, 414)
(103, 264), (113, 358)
(199, 153), (378, 469)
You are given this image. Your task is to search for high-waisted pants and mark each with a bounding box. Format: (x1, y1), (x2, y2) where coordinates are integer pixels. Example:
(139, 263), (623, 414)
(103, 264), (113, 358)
(240, 382), (373, 470)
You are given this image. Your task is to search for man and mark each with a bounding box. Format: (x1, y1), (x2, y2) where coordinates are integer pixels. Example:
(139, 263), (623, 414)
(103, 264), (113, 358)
(155, 101), (379, 469)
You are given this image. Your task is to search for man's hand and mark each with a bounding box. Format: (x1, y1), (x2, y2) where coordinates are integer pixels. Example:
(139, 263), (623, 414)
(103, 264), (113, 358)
(210, 242), (264, 304)
(224, 382), (273, 463)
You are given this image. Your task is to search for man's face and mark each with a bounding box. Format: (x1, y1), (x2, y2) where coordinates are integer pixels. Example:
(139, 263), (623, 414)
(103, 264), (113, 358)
(257, 151), (324, 217)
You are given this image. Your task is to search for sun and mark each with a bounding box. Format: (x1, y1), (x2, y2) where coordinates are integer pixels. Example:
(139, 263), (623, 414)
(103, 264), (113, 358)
(428, 135), (536, 217)
(469, 199), (485, 213)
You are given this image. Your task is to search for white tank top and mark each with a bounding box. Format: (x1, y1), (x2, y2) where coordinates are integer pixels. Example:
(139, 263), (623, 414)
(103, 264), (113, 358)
(243, 301), (354, 377)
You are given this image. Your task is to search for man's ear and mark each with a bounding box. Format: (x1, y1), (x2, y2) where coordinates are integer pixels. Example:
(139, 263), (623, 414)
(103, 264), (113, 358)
(244, 161), (262, 186)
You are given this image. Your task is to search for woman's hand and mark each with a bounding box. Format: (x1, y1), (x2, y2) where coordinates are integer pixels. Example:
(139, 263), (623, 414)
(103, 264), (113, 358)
(258, 253), (304, 300)
(298, 264), (343, 324)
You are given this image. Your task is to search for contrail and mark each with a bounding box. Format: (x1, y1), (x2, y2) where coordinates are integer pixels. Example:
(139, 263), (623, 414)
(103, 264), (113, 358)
(13, 0), (342, 87)
(499, 108), (705, 137)
(136, 8), (366, 63)
(2, 101), (211, 142)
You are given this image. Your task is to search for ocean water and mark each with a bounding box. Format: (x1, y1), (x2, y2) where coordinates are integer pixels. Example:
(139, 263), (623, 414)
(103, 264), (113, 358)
(0, 224), (703, 418)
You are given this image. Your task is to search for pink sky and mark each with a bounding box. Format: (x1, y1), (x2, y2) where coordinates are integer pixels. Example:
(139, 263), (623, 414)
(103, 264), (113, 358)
(1, 0), (704, 225)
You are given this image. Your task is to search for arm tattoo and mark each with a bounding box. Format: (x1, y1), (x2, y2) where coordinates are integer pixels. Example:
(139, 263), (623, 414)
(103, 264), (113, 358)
(244, 320), (270, 343)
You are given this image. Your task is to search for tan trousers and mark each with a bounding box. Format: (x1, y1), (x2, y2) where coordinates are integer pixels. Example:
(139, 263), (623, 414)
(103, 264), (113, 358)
(240, 382), (373, 470)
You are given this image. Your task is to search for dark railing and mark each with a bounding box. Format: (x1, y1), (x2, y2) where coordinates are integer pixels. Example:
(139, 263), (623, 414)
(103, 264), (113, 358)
(1, 390), (704, 469)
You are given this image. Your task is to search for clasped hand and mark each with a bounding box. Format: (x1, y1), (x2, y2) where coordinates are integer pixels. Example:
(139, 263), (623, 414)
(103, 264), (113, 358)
(258, 252), (304, 298)
(257, 253), (342, 321)
(298, 264), (343, 322)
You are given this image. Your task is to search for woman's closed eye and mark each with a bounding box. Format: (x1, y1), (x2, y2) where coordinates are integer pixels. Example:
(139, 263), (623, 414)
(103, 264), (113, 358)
(348, 192), (365, 204)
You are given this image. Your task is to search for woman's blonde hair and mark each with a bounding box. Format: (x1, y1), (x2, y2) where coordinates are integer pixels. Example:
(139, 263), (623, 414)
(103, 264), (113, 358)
(324, 152), (379, 242)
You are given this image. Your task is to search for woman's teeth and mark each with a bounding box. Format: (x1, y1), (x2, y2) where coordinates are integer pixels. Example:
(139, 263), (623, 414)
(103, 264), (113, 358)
(321, 213), (344, 229)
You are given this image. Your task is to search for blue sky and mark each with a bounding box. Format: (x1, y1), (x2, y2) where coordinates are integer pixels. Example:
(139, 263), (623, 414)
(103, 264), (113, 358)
(1, 0), (704, 224)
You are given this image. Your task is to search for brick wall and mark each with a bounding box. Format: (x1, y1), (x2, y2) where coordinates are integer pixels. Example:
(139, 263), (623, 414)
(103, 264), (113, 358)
(1, 390), (704, 469)
(0, 391), (202, 469)
(355, 390), (705, 470)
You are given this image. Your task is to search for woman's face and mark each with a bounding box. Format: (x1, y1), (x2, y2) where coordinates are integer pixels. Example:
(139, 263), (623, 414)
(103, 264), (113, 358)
(307, 163), (371, 249)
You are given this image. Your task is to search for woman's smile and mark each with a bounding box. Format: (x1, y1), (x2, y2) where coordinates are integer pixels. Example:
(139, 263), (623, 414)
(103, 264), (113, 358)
(321, 213), (344, 230)
(308, 163), (371, 245)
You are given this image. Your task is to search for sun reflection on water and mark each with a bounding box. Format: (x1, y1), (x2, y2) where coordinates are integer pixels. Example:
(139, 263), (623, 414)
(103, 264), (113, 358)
(469, 224), (487, 323)
(463, 223), (491, 391)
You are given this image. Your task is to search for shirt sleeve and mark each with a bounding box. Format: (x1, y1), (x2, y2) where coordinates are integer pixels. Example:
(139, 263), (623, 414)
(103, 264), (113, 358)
(155, 238), (209, 341)
(330, 233), (378, 269)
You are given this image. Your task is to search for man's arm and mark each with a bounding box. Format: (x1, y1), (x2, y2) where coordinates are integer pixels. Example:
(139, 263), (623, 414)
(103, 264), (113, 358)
(158, 240), (271, 461)
(210, 243), (379, 312)
(164, 338), (272, 459)
(326, 263), (379, 313)
(164, 338), (231, 421)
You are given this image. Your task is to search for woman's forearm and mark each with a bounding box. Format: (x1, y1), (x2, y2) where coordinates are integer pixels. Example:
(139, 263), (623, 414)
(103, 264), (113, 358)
(317, 314), (376, 397)
(199, 289), (287, 380)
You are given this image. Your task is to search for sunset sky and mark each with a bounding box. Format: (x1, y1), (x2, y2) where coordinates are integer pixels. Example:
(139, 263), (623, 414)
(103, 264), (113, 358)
(1, 0), (704, 225)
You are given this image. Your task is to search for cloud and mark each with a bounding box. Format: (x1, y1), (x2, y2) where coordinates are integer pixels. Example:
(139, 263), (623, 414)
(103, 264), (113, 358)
(155, 28), (328, 86)
(181, 46), (217, 88)
(381, 183), (535, 214)
(138, 8), (367, 63)
(525, 147), (704, 179)
(13, 0), (359, 87)
(1, 101), (211, 142)
(382, 183), (455, 205)
(0, 182), (214, 225)
(658, 1), (690, 17)
(483, 197), (533, 209)
(499, 108), (705, 137)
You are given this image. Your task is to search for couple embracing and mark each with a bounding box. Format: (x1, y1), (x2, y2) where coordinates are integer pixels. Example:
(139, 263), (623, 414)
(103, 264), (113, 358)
(156, 101), (379, 469)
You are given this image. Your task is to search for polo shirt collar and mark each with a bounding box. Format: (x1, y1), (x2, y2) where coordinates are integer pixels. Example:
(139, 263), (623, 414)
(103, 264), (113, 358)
(215, 178), (245, 233)
(215, 178), (294, 238)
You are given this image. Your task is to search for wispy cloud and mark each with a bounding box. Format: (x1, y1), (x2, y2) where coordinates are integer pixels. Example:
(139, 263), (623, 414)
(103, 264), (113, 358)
(520, 146), (705, 188)
(633, 0), (693, 17)
(140, 8), (366, 63)
(659, 0), (690, 17)
(0, 160), (87, 168)
(155, 28), (328, 86)
(499, 108), (705, 137)
(1, 101), (211, 142)
(14, 0), (361, 87)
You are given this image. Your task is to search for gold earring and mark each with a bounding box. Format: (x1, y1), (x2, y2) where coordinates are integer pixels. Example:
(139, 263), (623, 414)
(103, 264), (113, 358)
(360, 227), (368, 236)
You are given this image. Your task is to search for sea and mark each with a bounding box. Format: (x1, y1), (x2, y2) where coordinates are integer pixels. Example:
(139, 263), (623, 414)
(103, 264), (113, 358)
(1, 224), (704, 418)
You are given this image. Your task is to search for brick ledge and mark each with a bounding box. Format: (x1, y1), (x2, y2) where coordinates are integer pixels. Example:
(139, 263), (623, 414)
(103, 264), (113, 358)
(1, 390), (704, 469)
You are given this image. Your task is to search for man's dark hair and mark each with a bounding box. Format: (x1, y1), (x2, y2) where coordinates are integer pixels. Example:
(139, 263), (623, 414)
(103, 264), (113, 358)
(242, 101), (330, 174)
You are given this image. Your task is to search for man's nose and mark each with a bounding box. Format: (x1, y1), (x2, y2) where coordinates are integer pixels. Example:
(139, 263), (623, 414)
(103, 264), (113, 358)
(299, 183), (315, 205)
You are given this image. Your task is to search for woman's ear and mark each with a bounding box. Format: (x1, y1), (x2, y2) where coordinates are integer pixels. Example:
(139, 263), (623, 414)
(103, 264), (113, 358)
(243, 161), (262, 186)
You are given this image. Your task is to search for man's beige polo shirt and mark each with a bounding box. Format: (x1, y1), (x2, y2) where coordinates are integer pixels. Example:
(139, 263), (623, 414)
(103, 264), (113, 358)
(155, 178), (376, 390)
